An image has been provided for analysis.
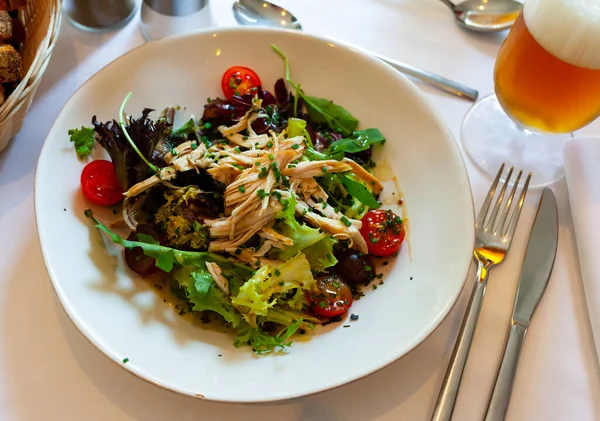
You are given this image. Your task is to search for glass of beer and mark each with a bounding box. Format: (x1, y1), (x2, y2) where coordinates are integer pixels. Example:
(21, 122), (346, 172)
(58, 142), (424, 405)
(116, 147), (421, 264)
(461, 0), (600, 186)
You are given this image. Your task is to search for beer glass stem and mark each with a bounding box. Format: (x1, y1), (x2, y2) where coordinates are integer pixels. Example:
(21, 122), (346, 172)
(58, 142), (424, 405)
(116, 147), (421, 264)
(460, 94), (571, 188)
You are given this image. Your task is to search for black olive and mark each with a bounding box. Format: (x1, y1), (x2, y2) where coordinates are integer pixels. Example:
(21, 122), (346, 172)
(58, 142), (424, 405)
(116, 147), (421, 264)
(332, 249), (374, 286)
(261, 322), (278, 333)
(124, 225), (161, 277)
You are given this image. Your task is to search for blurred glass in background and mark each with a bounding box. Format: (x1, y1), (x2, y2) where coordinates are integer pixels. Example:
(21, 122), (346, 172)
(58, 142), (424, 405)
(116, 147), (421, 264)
(140, 0), (214, 41)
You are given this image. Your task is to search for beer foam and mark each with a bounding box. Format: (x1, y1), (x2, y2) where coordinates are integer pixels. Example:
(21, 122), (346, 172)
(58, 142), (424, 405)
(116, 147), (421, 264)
(524, 0), (600, 69)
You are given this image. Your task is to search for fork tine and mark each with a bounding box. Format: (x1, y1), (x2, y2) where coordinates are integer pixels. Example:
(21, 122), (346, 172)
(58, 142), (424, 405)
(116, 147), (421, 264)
(486, 166), (514, 231)
(496, 169), (522, 234)
(476, 163), (505, 228)
(503, 172), (532, 238)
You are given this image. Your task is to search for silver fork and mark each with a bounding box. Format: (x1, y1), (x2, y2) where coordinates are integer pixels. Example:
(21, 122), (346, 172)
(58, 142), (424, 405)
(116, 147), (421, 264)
(431, 164), (532, 421)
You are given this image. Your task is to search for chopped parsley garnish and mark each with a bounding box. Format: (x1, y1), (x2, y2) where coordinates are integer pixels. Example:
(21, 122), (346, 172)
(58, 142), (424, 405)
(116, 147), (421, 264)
(267, 141), (273, 148)
(257, 189), (268, 199)
(340, 216), (352, 227)
(239, 185), (246, 193)
(68, 126), (96, 159)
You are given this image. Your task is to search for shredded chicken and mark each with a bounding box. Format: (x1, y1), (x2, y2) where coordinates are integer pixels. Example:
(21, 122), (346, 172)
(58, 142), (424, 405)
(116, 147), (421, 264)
(205, 262), (230, 296)
(343, 157), (384, 194)
(225, 247), (282, 267)
(259, 227), (294, 248)
(205, 199), (283, 251)
(297, 179), (328, 203)
(121, 95), (384, 261)
(295, 199), (368, 254)
(208, 164), (241, 185)
(281, 160), (353, 179)
(123, 166), (178, 198)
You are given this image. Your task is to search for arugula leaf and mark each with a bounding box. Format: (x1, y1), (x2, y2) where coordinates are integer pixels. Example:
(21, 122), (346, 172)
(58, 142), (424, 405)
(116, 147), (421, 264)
(328, 128), (385, 155)
(68, 126), (96, 159)
(136, 233), (159, 245)
(271, 44), (297, 90)
(174, 118), (196, 135)
(272, 44), (358, 134)
(156, 250), (175, 272)
(302, 96), (359, 137)
(88, 212), (252, 274)
(305, 147), (343, 162)
(338, 174), (381, 209)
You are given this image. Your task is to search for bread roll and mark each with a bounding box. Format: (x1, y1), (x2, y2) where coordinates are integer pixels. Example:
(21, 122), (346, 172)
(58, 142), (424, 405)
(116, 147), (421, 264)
(0, 43), (21, 82)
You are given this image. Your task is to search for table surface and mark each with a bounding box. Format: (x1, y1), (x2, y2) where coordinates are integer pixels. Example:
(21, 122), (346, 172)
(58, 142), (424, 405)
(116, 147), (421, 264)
(1, 1), (599, 420)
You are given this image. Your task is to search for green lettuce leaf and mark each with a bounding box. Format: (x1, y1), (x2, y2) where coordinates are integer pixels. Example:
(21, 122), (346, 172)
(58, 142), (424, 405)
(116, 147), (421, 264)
(257, 307), (319, 329)
(234, 319), (302, 353)
(270, 194), (327, 260)
(231, 252), (316, 316)
(173, 266), (242, 327)
(303, 236), (338, 272)
(68, 126), (96, 159)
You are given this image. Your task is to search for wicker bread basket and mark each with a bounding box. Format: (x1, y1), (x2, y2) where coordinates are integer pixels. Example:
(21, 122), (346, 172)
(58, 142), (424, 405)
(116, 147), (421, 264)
(0, 0), (61, 152)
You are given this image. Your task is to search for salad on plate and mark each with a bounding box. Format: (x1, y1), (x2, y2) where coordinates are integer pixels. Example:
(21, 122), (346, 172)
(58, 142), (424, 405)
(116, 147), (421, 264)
(68, 46), (406, 353)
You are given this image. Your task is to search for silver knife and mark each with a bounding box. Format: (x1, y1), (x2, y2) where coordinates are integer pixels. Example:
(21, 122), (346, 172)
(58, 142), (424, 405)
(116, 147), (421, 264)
(484, 187), (559, 421)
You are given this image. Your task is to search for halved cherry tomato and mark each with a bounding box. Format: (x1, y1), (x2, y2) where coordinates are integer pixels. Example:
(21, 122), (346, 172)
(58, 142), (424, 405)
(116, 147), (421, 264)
(80, 160), (124, 206)
(221, 66), (262, 100)
(308, 275), (353, 318)
(360, 209), (405, 257)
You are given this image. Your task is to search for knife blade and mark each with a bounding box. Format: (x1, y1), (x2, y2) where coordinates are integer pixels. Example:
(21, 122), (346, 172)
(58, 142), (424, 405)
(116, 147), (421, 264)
(512, 187), (559, 327)
(484, 187), (559, 421)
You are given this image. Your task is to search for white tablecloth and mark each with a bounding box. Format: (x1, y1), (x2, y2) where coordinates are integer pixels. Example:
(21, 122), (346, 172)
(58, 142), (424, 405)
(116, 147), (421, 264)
(1, 1), (599, 420)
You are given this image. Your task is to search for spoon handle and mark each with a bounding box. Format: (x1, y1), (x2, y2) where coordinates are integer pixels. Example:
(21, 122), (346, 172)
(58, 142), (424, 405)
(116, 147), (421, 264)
(439, 0), (457, 12)
(369, 51), (479, 101)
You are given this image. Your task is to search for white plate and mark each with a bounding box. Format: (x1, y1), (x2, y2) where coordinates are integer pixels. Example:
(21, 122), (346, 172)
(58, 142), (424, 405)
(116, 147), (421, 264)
(35, 27), (474, 403)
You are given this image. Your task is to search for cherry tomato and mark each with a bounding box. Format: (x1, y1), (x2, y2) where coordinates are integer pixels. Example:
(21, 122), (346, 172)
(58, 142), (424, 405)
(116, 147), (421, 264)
(308, 275), (353, 318)
(360, 209), (405, 257)
(80, 160), (124, 206)
(221, 66), (262, 100)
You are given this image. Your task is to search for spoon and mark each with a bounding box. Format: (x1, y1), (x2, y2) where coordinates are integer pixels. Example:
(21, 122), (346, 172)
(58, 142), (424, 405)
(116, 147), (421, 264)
(439, 0), (523, 33)
(232, 0), (479, 101)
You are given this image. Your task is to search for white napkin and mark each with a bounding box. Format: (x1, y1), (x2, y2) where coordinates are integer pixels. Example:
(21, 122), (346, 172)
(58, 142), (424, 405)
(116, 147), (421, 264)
(564, 136), (600, 361)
